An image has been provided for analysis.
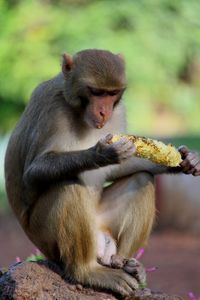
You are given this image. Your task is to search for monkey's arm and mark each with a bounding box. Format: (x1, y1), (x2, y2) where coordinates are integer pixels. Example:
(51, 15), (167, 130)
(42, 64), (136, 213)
(107, 146), (200, 181)
(107, 135), (200, 180)
(23, 133), (135, 187)
(107, 157), (171, 181)
(23, 147), (118, 187)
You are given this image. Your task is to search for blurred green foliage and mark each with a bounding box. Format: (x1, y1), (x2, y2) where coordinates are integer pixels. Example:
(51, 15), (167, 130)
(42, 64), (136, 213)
(0, 0), (200, 210)
(0, 0), (200, 135)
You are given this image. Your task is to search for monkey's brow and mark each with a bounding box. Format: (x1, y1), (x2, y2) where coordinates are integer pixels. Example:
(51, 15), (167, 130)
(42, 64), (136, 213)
(88, 86), (126, 92)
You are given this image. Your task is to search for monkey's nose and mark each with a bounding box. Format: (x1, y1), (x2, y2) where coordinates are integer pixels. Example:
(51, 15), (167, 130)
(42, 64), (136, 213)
(99, 111), (105, 120)
(95, 111), (105, 129)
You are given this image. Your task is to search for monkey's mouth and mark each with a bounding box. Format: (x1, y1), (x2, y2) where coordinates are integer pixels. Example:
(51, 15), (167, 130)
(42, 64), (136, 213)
(95, 122), (105, 129)
(85, 118), (105, 129)
(94, 116), (107, 129)
(96, 124), (104, 129)
(85, 114), (106, 129)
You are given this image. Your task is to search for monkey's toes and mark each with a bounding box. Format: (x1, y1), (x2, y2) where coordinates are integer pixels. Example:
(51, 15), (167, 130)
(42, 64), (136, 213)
(123, 258), (146, 285)
(109, 269), (139, 296)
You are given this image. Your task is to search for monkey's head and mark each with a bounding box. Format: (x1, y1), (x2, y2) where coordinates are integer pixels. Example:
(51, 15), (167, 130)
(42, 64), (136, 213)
(62, 49), (126, 129)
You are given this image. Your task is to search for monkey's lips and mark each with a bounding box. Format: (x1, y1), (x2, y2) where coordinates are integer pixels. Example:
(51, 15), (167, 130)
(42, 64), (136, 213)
(95, 122), (105, 129)
(86, 115), (107, 129)
(94, 117), (107, 129)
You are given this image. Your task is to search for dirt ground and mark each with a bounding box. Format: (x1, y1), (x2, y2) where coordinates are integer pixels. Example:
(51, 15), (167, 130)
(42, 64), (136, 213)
(0, 213), (199, 299)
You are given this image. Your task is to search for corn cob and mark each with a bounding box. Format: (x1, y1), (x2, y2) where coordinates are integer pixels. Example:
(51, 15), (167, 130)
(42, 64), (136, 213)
(111, 135), (182, 167)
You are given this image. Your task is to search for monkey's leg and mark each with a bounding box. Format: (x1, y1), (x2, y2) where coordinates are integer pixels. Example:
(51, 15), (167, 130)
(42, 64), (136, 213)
(98, 172), (155, 283)
(99, 172), (155, 256)
(28, 183), (139, 296)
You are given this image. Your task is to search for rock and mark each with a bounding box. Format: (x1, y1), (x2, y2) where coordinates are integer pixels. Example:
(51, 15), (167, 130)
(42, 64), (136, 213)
(0, 260), (183, 300)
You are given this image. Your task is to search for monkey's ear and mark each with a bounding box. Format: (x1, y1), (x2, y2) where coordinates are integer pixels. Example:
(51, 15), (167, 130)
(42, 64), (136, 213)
(117, 53), (125, 63)
(62, 53), (73, 76)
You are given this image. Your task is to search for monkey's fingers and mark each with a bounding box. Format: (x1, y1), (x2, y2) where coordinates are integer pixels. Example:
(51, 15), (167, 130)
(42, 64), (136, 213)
(100, 134), (113, 145)
(112, 138), (136, 161)
(111, 254), (125, 269)
(123, 258), (146, 286)
(180, 152), (200, 175)
(105, 134), (114, 143)
(110, 255), (146, 286)
(95, 268), (139, 296)
(111, 135), (182, 167)
(178, 145), (189, 159)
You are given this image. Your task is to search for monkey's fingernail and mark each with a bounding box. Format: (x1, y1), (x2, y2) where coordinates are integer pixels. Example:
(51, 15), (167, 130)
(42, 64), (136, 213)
(126, 260), (138, 267)
(130, 146), (136, 152)
(106, 134), (113, 139)
(123, 265), (134, 274)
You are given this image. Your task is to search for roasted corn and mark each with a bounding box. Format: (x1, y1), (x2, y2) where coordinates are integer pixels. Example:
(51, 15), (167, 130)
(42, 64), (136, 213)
(111, 135), (182, 167)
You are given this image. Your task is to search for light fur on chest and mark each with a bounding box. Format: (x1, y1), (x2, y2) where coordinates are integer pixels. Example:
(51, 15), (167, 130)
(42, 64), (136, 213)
(45, 103), (127, 189)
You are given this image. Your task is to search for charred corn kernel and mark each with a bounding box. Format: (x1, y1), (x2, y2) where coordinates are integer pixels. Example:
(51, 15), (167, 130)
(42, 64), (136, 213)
(111, 135), (182, 167)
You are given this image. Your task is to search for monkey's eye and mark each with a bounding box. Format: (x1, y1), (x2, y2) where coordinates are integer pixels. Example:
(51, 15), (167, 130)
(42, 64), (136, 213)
(107, 90), (120, 96)
(88, 87), (105, 97)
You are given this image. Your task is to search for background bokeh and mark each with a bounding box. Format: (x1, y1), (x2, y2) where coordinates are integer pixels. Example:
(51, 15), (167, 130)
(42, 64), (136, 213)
(1, 0), (200, 200)
(0, 0), (200, 297)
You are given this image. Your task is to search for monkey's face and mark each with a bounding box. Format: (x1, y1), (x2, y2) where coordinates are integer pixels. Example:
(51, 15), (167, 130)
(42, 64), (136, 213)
(83, 87), (125, 129)
(62, 49), (126, 128)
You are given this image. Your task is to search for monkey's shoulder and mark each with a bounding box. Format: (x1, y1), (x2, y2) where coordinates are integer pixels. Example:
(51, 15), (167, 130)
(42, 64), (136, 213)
(30, 73), (64, 105)
(18, 74), (69, 129)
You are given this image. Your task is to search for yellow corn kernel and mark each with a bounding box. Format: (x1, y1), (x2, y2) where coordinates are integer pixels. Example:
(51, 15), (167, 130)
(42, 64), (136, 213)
(111, 135), (182, 167)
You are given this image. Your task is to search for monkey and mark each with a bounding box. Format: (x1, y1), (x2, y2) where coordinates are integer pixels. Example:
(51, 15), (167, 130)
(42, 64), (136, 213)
(4, 49), (200, 296)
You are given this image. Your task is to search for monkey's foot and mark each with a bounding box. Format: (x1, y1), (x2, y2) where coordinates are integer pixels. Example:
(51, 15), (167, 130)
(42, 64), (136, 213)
(111, 255), (146, 286)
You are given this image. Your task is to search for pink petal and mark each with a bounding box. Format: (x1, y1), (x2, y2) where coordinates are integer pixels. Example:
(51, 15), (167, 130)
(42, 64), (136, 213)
(146, 266), (157, 272)
(135, 248), (145, 260)
(16, 256), (21, 263)
(188, 292), (198, 300)
(35, 248), (41, 256)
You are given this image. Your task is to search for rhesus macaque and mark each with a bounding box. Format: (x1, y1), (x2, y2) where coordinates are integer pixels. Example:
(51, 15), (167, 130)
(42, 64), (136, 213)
(5, 49), (200, 296)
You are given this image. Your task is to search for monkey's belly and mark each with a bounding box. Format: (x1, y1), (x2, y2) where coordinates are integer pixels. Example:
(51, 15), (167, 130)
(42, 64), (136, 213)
(79, 167), (109, 187)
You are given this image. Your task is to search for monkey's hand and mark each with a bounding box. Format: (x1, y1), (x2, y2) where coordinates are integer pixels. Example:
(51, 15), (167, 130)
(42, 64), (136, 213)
(94, 134), (136, 167)
(111, 255), (146, 286)
(123, 258), (146, 286)
(179, 146), (200, 176)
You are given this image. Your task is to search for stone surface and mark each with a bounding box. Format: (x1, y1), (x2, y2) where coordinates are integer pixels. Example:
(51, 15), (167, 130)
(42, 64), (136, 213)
(0, 260), (183, 300)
